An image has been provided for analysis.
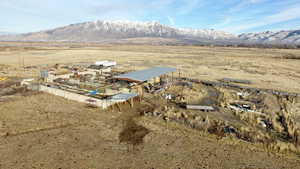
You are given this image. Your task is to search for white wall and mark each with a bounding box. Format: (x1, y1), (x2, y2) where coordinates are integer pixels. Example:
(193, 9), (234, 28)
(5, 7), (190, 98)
(39, 85), (114, 109)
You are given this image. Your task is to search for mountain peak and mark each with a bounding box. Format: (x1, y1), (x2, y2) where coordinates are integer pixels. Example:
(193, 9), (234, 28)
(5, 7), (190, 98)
(1, 20), (299, 45)
(86, 20), (164, 30)
(0, 20), (236, 42)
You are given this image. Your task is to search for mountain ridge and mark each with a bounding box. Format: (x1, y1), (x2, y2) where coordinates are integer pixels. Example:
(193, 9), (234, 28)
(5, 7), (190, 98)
(0, 31), (15, 35)
(239, 29), (300, 44)
(1, 20), (300, 45)
(0, 20), (237, 43)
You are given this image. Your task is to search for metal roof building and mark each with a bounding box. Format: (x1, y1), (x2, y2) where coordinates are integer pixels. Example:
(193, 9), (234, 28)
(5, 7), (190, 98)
(110, 93), (138, 101)
(115, 67), (176, 83)
(95, 60), (117, 67)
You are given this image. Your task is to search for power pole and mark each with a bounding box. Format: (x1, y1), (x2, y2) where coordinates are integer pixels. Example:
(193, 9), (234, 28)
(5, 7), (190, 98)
(22, 55), (25, 71)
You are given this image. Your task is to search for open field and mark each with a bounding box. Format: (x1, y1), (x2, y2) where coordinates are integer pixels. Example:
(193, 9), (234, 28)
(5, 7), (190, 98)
(1, 43), (300, 93)
(1, 43), (300, 168)
(1, 93), (300, 169)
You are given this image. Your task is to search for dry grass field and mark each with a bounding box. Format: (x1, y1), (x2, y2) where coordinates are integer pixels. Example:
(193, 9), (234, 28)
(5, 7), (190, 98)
(1, 42), (300, 169)
(1, 43), (300, 92)
(1, 94), (300, 169)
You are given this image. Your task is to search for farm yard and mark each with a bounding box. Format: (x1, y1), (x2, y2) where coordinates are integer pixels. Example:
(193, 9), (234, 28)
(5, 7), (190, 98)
(1, 42), (300, 169)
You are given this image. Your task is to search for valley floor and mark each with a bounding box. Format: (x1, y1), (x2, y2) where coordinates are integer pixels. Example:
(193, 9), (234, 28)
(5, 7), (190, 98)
(0, 93), (300, 169)
(1, 43), (300, 93)
(1, 43), (300, 168)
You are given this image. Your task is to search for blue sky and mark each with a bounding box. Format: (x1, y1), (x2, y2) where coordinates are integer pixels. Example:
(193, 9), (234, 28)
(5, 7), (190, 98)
(1, 0), (300, 34)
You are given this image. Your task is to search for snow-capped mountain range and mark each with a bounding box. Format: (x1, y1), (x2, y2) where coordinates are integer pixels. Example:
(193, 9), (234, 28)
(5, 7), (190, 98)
(0, 31), (14, 35)
(239, 30), (300, 44)
(0, 20), (299, 45)
(0, 20), (236, 43)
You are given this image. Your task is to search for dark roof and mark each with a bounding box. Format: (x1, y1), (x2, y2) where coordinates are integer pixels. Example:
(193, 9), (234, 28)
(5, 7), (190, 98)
(115, 67), (176, 82)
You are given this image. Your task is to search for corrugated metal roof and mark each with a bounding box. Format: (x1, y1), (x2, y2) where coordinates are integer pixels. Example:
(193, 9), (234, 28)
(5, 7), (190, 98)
(115, 67), (176, 82)
(110, 93), (138, 101)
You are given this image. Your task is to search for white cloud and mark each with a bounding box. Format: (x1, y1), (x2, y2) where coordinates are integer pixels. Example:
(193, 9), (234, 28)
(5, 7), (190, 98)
(88, 0), (177, 21)
(177, 0), (202, 15)
(248, 0), (263, 3)
(266, 5), (300, 23)
(223, 5), (300, 32)
(88, 0), (201, 24)
(229, 0), (265, 13)
(167, 16), (175, 26)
